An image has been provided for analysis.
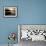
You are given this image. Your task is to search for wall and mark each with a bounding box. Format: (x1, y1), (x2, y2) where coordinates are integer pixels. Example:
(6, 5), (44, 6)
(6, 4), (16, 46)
(0, 0), (18, 44)
(0, 0), (46, 44)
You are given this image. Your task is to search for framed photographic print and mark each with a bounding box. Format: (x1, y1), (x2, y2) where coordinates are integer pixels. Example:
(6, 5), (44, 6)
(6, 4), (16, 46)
(4, 6), (17, 17)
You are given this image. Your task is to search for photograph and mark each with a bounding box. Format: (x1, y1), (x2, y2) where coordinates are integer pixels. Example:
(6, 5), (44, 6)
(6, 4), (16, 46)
(4, 7), (17, 17)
